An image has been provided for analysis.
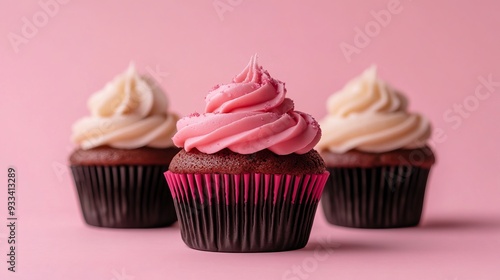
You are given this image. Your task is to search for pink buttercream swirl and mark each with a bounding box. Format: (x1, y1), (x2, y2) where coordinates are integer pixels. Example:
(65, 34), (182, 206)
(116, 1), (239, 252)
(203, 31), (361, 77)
(172, 55), (321, 155)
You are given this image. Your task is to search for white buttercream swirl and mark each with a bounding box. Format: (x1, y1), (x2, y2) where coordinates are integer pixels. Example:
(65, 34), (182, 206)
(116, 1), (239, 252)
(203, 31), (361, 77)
(316, 66), (431, 153)
(71, 63), (178, 150)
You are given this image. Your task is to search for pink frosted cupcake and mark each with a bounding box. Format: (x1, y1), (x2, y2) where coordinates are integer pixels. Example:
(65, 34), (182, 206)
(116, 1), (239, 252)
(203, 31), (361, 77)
(165, 55), (328, 252)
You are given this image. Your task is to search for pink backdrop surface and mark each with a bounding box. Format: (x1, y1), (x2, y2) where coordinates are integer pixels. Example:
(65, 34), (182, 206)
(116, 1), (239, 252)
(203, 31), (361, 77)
(1, 0), (500, 279)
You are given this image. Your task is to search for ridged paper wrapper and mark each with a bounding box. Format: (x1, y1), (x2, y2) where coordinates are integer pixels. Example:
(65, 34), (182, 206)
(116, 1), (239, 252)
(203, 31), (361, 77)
(71, 165), (177, 228)
(165, 171), (329, 252)
(321, 166), (431, 228)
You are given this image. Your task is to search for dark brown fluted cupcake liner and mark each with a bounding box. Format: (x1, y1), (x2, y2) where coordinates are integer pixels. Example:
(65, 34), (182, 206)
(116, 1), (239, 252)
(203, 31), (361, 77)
(71, 165), (177, 228)
(165, 172), (329, 252)
(321, 166), (430, 228)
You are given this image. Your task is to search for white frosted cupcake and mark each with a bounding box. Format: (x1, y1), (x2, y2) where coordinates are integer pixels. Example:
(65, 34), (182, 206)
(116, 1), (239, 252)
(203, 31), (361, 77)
(69, 63), (180, 228)
(316, 66), (435, 228)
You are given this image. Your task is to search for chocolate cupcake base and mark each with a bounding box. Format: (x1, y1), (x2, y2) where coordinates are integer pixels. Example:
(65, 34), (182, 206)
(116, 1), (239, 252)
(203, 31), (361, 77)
(165, 171), (329, 252)
(322, 166), (430, 228)
(71, 165), (177, 228)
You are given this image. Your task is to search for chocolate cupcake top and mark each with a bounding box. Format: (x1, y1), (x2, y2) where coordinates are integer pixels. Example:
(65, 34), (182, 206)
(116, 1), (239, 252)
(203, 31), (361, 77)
(69, 146), (180, 166)
(71, 63), (178, 150)
(316, 66), (432, 154)
(169, 148), (325, 175)
(172, 55), (321, 155)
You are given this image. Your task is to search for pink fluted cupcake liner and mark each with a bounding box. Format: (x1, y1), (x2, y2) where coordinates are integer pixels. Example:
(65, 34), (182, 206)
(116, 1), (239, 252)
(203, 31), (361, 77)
(165, 171), (329, 252)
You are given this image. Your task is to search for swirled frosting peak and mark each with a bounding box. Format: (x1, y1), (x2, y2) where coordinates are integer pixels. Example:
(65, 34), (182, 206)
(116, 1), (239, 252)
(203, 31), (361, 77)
(316, 66), (431, 153)
(71, 63), (178, 150)
(172, 55), (321, 155)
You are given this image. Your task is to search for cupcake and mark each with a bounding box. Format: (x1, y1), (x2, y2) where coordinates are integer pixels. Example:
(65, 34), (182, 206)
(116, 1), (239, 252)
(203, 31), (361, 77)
(70, 63), (180, 228)
(165, 55), (329, 252)
(316, 66), (435, 228)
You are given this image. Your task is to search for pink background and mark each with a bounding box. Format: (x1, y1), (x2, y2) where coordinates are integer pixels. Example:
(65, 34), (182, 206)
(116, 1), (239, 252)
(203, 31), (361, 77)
(1, 0), (500, 279)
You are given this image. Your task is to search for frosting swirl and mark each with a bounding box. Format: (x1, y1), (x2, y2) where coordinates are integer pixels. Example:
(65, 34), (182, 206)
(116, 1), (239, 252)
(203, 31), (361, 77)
(71, 63), (178, 150)
(172, 55), (321, 155)
(316, 66), (431, 153)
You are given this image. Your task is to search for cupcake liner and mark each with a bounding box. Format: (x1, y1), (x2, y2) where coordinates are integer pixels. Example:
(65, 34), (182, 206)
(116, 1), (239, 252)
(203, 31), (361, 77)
(165, 171), (329, 252)
(321, 166), (430, 228)
(71, 165), (177, 228)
